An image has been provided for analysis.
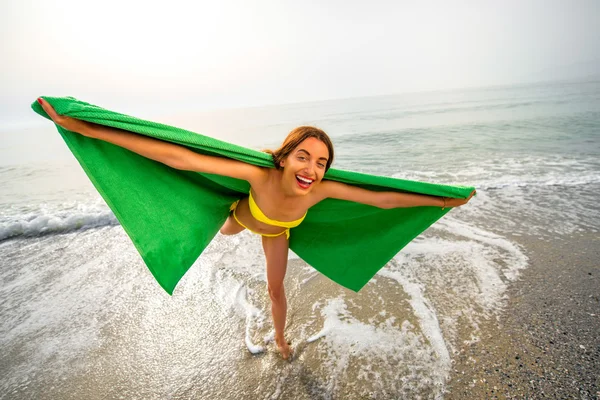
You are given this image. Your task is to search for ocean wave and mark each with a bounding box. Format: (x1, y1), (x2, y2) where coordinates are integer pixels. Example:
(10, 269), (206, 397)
(391, 171), (600, 192)
(0, 208), (118, 241)
(2, 170), (587, 243)
(389, 154), (600, 191)
(480, 175), (600, 190)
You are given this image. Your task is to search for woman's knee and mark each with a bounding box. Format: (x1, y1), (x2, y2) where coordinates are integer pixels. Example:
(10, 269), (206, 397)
(268, 283), (285, 302)
(220, 215), (244, 235)
(219, 225), (235, 235)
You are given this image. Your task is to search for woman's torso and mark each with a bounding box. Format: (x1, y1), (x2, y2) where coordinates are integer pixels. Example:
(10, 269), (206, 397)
(233, 168), (320, 236)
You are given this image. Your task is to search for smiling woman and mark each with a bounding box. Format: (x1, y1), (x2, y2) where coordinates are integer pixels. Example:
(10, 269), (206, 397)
(35, 97), (475, 360)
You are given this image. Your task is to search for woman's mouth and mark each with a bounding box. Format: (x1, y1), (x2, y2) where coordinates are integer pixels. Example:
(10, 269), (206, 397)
(295, 175), (315, 189)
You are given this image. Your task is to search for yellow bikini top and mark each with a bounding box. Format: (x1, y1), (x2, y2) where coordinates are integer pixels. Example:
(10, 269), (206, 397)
(249, 191), (306, 228)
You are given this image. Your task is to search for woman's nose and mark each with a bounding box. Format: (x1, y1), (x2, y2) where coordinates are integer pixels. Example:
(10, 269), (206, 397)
(304, 163), (316, 176)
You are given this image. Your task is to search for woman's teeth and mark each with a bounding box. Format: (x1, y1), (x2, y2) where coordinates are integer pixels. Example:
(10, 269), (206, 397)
(296, 175), (314, 188)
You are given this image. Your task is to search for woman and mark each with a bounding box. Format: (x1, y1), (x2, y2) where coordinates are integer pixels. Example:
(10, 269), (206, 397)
(37, 98), (475, 359)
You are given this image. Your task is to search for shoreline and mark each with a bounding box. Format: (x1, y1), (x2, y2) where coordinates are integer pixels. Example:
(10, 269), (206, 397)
(445, 232), (600, 399)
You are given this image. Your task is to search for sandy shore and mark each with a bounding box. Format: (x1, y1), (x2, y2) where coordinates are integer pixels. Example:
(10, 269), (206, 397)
(445, 232), (600, 399)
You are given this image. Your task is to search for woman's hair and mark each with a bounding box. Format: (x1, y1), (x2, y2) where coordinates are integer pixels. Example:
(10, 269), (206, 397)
(266, 126), (334, 171)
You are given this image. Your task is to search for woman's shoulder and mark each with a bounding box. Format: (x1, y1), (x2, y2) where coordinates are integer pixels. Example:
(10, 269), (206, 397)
(242, 165), (271, 187)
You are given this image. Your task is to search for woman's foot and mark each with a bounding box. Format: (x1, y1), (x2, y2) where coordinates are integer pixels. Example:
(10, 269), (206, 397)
(275, 337), (292, 360)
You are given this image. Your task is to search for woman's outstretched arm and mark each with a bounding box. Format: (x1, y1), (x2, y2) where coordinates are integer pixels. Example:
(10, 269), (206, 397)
(37, 98), (267, 185)
(315, 180), (475, 209)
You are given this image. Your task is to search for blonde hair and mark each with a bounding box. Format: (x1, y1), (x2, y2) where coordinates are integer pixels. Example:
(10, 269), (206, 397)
(266, 126), (334, 171)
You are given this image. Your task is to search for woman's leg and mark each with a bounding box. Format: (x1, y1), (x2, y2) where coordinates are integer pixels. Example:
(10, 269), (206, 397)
(261, 234), (291, 359)
(220, 214), (246, 235)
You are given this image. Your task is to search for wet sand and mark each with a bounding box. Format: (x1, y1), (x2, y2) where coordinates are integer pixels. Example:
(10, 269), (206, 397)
(446, 233), (600, 399)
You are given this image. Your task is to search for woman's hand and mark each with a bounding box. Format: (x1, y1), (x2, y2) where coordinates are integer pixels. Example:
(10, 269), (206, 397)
(37, 98), (95, 137)
(444, 189), (476, 208)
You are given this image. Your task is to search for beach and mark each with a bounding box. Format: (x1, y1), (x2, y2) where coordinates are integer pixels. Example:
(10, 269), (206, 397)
(447, 233), (599, 399)
(1, 79), (599, 399)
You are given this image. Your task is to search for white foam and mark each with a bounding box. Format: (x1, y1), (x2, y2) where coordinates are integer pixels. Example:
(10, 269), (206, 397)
(0, 228), (145, 387)
(307, 296), (447, 396)
(0, 202), (117, 240)
(392, 154), (600, 191)
(195, 270), (263, 355)
(436, 217), (528, 281)
(238, 286), (266, 354)
(377, 266), (450, 367)
(203, 235), (269, 354)
(299, 266), (319, 286)
(377, 218), (529, 359)
(288, 250), (300, 260)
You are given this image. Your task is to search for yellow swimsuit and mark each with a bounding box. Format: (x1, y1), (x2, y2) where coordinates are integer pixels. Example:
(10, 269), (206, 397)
(229, 191), (307, 239)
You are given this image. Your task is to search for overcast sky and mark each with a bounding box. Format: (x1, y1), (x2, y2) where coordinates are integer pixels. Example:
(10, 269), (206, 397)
(1, 0), (599, 124)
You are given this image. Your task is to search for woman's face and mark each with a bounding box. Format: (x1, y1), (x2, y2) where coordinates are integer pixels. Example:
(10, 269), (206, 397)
(280, 137), (330, 195)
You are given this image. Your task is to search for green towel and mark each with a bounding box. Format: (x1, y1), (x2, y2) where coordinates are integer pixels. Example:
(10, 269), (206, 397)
(31, 97), (474, 295)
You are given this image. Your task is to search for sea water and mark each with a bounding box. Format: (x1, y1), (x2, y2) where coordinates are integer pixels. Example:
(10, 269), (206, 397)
(1, 79), (599, 399)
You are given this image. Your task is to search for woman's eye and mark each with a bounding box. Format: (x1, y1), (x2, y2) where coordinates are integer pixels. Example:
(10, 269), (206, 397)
(298, 156), (306, 161)
(317, 163), (325, 168)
